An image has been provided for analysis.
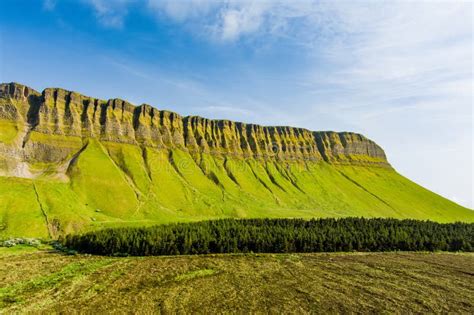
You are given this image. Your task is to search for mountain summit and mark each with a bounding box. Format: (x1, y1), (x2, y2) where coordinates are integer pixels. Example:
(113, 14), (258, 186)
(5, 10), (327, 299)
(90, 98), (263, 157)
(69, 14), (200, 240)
(0, 82), (472, 238)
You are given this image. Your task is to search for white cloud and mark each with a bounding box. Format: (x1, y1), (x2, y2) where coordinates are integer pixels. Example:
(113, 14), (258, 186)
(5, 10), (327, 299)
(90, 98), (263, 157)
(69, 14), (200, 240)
(147, 0), (216, 22)
(308, 2), (472, 127)
(81, 1), (342, 41)
(84, 0), (132, 28)
(145, 0), (322, 41)
(216, 2), (272, 41)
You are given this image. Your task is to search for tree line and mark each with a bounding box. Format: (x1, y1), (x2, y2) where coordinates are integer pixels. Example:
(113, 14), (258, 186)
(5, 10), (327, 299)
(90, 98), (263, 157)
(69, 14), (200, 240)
(61, 218), (474, 256)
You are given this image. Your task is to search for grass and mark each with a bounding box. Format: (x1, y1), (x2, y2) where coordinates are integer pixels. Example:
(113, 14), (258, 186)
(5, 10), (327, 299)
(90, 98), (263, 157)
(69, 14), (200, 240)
(0, 259), (113, 307)
(174, 268), (217, 281)
(0, 120), (19, 144)
(0, 248), (472, 313)
(0, 244), (40, 256)
(68, 139), (139, 218)
(0, 178), (49, 238)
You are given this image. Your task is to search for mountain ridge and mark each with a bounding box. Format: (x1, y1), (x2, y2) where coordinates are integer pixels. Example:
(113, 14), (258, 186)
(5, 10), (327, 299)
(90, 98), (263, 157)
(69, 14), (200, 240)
(0, 82), (387, 169)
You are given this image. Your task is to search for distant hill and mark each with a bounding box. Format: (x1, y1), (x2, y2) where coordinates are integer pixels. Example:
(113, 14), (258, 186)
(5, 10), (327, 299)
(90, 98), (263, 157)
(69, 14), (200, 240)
(0, 82), (472, 238)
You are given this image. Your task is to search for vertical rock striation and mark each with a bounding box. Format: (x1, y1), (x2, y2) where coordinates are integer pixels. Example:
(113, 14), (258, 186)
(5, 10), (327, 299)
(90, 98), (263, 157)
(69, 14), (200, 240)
(0, 82), (389, 179)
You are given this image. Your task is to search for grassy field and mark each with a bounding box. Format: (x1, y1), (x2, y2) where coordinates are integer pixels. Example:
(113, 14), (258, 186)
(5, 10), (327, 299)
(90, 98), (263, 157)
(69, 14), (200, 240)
(0, 247), (473, 313)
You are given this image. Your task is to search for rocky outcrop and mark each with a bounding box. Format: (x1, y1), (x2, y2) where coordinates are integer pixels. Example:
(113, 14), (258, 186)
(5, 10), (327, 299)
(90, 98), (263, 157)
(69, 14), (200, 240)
(314, 132), (386, 163)
(0, 82), (389, 177)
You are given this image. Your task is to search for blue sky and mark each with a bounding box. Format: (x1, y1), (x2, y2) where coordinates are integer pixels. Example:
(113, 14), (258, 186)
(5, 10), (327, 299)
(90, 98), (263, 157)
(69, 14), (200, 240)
(0, 0), (472, 208)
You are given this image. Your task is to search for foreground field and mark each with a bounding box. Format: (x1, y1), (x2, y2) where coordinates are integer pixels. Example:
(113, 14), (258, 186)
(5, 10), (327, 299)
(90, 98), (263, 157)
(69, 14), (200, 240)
(0, 247), (473, 313)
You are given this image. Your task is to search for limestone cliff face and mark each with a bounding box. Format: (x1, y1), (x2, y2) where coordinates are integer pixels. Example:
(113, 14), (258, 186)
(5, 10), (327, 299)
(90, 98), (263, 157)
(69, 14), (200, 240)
(314, 132), (386, 163)
(0, 82), (388, 178)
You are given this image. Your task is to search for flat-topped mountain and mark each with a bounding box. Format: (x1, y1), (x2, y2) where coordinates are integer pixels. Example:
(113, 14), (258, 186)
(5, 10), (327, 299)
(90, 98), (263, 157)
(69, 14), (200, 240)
(0, 82), (386, 173)
(0, 82), (472, 238)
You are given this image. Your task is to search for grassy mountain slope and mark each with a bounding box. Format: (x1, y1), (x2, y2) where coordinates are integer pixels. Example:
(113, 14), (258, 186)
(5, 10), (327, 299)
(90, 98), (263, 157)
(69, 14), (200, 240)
(0, 139), (472, 239)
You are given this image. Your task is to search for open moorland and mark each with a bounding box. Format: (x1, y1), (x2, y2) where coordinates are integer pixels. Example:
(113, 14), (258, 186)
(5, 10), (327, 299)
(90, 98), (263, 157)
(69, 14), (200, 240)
(0, 246), (473, 314)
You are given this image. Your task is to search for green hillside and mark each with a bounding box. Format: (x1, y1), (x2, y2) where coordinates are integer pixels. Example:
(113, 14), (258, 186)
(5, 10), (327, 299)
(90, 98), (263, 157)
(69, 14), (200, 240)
(0, 83), (472, 238)
(0, 138), (472, 239)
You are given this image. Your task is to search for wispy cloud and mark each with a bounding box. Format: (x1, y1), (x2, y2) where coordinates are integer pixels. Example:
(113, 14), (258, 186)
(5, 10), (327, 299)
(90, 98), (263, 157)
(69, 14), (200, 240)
(306, 2), (472, 125)
(84, 0), (132, 28)
(147, 0), (217, 22)
(43, 0), (57, 11)
(79, 1), (354, 42)
(102, 56), (259, 117)
(199, 105), (254, 117)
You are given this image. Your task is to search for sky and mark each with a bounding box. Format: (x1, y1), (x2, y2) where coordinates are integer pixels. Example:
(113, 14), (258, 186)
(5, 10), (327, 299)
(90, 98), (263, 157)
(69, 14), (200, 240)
(0, 0), (472, 208)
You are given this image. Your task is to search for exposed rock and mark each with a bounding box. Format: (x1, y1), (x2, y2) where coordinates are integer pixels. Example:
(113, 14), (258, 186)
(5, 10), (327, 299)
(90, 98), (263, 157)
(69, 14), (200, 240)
(0, 82), (389, 179)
